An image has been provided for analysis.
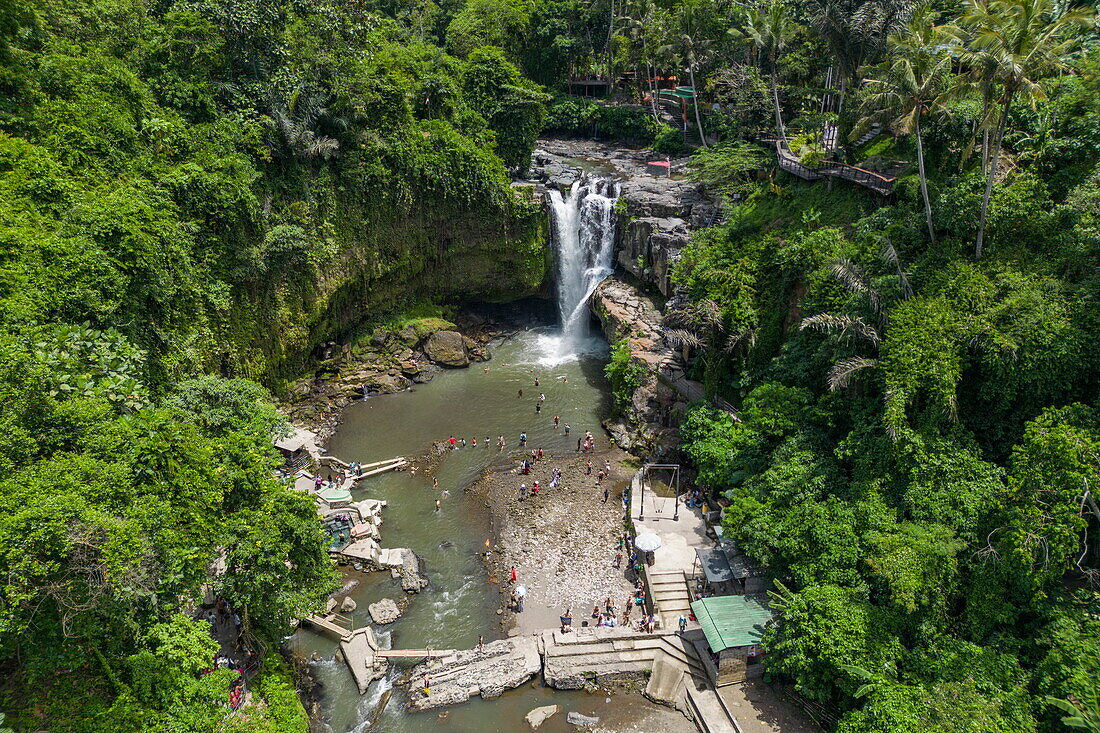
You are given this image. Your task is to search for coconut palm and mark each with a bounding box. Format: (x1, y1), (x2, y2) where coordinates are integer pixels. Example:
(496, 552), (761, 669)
(800, 244), (913, 405)
(952, 0), (1093, 259)
(858, 4), (951, 243)
(661, 1), (718, 147)
(738, 0), (795, 135)
(807, 0), (916, 113)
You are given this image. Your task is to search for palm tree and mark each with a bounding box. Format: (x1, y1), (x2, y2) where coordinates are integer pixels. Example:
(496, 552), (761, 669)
(661, 2), (717, 147)
(808, 0), (916, 114)
(952, 0), (1093, 259)
(858, 4), (951, 243)
(799, 244), (913, 434)
(621, 0), (662, 119)
(738, 0), (795, 136)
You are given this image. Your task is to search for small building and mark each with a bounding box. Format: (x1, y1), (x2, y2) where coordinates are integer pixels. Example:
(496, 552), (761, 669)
(274, 427), (320, 468)
(692, 542), (767, 597)
(691, 595), (774, 685)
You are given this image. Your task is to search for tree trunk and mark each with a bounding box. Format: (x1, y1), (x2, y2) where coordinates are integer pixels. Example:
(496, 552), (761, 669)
(915, 123), (935, 243)
(689, 65), (708, 147)
(770, 51), (784, 136)
(607, 0), (615, 84)
(980, 128), (989, 174)
(976, 91), (1013, 260)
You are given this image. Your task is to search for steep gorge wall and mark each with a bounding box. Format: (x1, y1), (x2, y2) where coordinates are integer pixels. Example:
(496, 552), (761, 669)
(220, 196), (550, 385)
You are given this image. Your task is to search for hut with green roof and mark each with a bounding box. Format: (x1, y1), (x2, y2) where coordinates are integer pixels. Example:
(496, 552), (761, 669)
(690, 595), (774, 685)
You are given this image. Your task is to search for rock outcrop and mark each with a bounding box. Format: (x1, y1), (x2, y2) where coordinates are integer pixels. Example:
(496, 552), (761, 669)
(394, 549), (429, 592)
(423, 330), (470, 367)
(367, 598), (401, 624)
(406, 636), (542, 712)
(567, 712), (600, 727)
(527, 138), (718, 298)
(591, 276), (687, 453)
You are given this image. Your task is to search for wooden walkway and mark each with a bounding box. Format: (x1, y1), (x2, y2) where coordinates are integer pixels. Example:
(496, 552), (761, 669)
(773, 139), (897, 195)
(303, 613), (353, 641)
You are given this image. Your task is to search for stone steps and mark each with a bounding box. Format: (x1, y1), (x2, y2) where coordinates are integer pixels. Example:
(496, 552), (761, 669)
(541, 627), (709, 691)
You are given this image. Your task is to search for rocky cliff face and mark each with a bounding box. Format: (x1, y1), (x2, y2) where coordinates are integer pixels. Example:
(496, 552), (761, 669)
(526, 138), (717, 297)
(527, 138), (723, 455)
(591, 276), (687, 455)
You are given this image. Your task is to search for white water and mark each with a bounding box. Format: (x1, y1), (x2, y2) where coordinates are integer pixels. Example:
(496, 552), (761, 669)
(548, 178), (619, 359)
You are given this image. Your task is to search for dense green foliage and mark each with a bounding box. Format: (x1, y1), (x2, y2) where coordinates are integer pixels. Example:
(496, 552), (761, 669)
(545, 94), (661, 142)
(0, 0), (557, 728)
(662, 0), (1100, 728)
(605, 337), (647, 415)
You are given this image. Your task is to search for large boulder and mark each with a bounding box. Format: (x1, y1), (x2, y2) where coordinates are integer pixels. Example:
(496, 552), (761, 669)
(423, 331), (469, 367)
(526, 705), (560, 729)
(368, 598), (401, 624)
(339, 596), (357, 613)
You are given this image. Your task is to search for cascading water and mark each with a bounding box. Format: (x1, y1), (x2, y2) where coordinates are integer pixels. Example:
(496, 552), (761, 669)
(548, 177), (619, 353)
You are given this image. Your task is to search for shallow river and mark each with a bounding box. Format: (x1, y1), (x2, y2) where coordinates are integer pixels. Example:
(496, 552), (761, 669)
(289, 328), (667, 732)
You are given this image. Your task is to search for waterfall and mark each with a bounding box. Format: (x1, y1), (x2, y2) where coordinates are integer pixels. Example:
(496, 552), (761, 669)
(548, 177), (619, 352)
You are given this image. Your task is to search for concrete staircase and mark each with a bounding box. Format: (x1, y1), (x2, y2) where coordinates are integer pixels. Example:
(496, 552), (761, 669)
(649, 569), (692, 628)
(541, 627), (706, 689)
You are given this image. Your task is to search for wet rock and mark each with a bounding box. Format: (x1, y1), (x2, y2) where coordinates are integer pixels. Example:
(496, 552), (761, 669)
(407, 637), (542, 712)
(286, 380), (313, 403)
(367, 598), (401, 624)
(423, 330), (469, 367)
(340, 596), (357, 613)
(526, 704), (560, 729)
(363, 373), (410, 394)
(370, 330), (390, 347)
(399, 549), (429, 592)
(566, 712), (600, 727)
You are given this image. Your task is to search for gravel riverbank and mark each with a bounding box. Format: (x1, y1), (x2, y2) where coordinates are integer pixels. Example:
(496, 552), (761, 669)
(472, 440), (639, 636)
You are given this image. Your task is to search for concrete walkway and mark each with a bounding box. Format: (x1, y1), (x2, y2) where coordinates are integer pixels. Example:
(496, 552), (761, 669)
(630, 475), (709, 629)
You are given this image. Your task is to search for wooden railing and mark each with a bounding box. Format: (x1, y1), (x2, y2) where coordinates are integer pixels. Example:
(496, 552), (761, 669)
(774, 139), (897, 195)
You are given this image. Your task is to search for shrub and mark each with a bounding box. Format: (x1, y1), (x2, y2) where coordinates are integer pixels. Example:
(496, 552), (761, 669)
(651, 125), (687, 155)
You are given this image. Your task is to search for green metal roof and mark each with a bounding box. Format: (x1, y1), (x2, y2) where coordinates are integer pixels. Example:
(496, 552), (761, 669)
(691, 595), (774, 652)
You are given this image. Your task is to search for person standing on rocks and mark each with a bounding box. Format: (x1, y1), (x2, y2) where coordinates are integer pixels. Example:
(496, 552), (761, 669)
(510, 566), (517, 584)
(422, 673), (430, 698)
(520, 483), (527, 500)
(603, 485), (610, 503)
